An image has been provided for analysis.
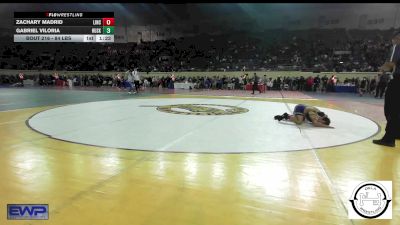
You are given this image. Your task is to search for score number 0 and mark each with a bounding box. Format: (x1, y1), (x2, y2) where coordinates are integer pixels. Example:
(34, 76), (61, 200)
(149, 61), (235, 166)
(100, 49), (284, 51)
(102, 18), (115, 26)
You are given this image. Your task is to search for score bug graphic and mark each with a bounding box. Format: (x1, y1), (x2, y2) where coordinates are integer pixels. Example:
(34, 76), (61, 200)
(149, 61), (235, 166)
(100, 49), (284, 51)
(13, 12), (115, 42)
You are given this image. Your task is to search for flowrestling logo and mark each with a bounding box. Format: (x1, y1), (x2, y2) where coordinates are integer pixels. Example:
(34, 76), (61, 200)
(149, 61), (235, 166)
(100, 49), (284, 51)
(348, 181), (392, 219)
(7, 204), (49, 220)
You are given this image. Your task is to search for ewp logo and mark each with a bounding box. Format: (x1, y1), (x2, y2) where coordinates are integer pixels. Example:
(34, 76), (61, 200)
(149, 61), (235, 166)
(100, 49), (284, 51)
(7, 204), (49, 220)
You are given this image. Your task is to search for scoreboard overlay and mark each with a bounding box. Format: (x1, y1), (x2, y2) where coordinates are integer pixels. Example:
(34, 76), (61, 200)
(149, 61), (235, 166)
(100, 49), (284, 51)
(14, 12), (114, 42)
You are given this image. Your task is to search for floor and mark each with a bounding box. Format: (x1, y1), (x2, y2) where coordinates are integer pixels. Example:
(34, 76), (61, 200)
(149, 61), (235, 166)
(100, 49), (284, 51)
(0, 86), (399, 225)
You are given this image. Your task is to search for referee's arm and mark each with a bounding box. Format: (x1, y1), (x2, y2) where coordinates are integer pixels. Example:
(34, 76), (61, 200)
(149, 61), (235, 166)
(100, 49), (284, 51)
(380, 44), (399, 72)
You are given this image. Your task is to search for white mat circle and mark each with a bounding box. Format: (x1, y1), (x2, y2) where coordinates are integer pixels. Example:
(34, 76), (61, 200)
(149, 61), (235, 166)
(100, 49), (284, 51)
(28, 98), (379, 153)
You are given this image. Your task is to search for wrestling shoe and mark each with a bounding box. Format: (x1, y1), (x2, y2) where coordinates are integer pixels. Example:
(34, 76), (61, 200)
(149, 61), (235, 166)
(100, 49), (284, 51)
(274, 115), (284, 121)
(282, 113), (289, 120)
(372, 139), (395, 147)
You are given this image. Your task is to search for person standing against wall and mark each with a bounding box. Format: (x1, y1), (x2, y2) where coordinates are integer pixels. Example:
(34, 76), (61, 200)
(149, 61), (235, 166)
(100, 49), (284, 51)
(18, 72), (24, 87)
(126, 69), (134, 94)
(252, 73), (261, 94)
(133, 68), (141, 94)
(359, 77), (367, 97)
(169, 72), (175, 89)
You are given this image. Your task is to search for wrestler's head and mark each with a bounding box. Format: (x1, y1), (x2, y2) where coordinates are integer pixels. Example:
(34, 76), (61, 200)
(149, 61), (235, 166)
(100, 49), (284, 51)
(317, 113), (330, 125)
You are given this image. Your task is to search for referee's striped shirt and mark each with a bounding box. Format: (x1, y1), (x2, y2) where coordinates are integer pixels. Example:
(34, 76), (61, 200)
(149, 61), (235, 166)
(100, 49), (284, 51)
(389, 44), (400, 77)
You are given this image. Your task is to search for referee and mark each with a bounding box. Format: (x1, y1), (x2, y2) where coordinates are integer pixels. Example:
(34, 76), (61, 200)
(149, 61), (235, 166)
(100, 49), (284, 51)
(373, 31), (400, 147)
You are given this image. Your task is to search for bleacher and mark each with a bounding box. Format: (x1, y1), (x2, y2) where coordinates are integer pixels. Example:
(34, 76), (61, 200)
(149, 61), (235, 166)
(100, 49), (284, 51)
(0, 29), (395, 73)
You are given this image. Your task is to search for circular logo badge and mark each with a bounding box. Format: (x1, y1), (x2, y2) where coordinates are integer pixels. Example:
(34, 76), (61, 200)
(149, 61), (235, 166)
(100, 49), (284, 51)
(156, 104), (249, 115)
(349, 181), (392, 219)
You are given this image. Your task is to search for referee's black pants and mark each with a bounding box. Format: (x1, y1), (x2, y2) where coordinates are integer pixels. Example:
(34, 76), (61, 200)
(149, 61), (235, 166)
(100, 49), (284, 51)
(382, 78), (400, 141)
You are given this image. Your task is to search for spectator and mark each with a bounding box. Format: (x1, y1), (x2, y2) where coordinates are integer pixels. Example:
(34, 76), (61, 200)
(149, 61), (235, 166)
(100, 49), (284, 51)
(358, 77), (367, 96)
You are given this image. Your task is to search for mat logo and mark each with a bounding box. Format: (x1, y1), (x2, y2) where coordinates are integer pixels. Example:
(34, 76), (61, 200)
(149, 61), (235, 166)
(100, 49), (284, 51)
(154, 104), (249, 115)
(348, 181), (392, 219)
(7, 204), (49, 220)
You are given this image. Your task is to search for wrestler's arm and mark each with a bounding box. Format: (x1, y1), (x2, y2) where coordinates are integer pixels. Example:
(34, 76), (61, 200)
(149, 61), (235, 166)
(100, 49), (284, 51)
(312, 121), (334, 128)
(289, 115), (304, 125)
